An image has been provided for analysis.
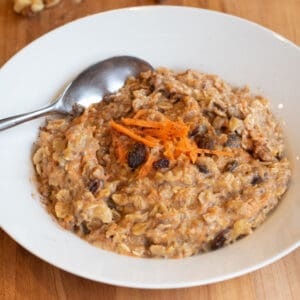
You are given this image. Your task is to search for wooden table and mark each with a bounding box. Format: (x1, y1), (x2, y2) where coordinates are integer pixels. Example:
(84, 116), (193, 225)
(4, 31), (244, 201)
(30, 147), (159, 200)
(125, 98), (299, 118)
(1, 1), (299, 299)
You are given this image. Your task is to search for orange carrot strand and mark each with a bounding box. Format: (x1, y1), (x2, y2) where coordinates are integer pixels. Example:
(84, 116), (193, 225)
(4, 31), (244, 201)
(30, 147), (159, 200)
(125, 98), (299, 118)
(138, 152), (157, 178)
(110, 120), (159, 147)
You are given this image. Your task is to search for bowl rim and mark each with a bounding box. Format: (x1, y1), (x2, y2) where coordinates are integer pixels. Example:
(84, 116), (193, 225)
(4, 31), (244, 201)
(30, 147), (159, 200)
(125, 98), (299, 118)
(2, 225), (299, 289)
(1, 5), (300, 72)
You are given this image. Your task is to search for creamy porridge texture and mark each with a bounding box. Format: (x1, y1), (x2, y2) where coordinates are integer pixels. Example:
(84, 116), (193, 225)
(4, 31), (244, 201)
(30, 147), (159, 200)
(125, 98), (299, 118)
(33, 68), (291, 258)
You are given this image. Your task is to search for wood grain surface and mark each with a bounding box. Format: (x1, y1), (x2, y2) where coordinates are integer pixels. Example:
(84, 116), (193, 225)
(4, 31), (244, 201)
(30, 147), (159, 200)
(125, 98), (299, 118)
(1, 1), (299, 299)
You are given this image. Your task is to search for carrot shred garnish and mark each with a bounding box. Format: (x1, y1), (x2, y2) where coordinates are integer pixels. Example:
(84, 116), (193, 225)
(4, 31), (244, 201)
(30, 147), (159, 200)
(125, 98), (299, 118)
(110, 120), (159, 147)
(111, 133), (128, 163)
(163, 141), (175, 160)
(110, 110), (233, 176)
(143, 128), (170, 139)
(189, 151), (198, 164)
(138, 152), (156, 178)
(144, 135), (160, 143)
(133, 109), (149, 119)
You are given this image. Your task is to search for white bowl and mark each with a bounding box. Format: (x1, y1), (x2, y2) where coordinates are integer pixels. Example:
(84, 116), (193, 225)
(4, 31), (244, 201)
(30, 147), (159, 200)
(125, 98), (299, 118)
(0, 6), (299, 289)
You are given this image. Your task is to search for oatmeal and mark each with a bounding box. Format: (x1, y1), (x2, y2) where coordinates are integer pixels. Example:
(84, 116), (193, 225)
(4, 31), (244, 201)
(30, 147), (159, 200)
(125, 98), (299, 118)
(33, 68), (291, 258)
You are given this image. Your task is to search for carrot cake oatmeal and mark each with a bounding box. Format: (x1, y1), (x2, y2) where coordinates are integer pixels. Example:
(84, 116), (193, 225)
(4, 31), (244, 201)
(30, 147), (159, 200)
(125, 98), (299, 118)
(33, 68), (291, 258)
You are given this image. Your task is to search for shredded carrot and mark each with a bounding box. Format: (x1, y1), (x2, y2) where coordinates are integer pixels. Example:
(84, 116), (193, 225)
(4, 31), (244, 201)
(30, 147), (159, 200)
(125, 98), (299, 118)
(163, 141), (175, 160)
(110, 120), (159, 147)
(144, 135), (160, 144)
(109, 110), (233, 177)
(123, 117), (188, 137)
(189, 151), (198, 164)
(133, 109), (149, 119)
(138, 152), (157, 178)
(111, 134), (128, 163)
(143, 128), (171, 140)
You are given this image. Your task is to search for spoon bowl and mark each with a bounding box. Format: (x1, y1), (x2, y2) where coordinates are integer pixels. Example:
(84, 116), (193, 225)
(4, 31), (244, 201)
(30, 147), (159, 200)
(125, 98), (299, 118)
(0, 56), (153, 130)
(59, 56), (153, 113)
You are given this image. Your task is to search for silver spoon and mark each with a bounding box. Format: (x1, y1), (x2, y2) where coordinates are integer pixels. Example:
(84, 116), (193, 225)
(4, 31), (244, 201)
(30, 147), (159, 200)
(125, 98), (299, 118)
(0, 56), (153, 131)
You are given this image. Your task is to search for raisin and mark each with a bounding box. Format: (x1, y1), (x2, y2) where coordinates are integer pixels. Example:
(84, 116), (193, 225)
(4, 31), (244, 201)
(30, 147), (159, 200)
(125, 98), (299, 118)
(220, 126), (228, 133)
(107, 197), (117, 209)
(128, 143), (147, 169)
(211, 229), (229, 250)
(144, 237), (152, 248)
(153, 158), (170, 169)
(80, 221), (90, 235)
(225, 133), (241, 148)
(195, 135), (215, 150)
(224, 160), (238, 172)
(197, 164), (209, 174)
(170, 93), (184, 104)
(88, 179), (104, 194)
(149, 84), (155, 93)
(251, 175), (263, 185)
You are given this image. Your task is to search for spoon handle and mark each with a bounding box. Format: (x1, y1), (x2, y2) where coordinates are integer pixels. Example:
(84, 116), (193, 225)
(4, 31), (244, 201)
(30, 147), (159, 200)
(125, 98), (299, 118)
(0, 104), (56, 131)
